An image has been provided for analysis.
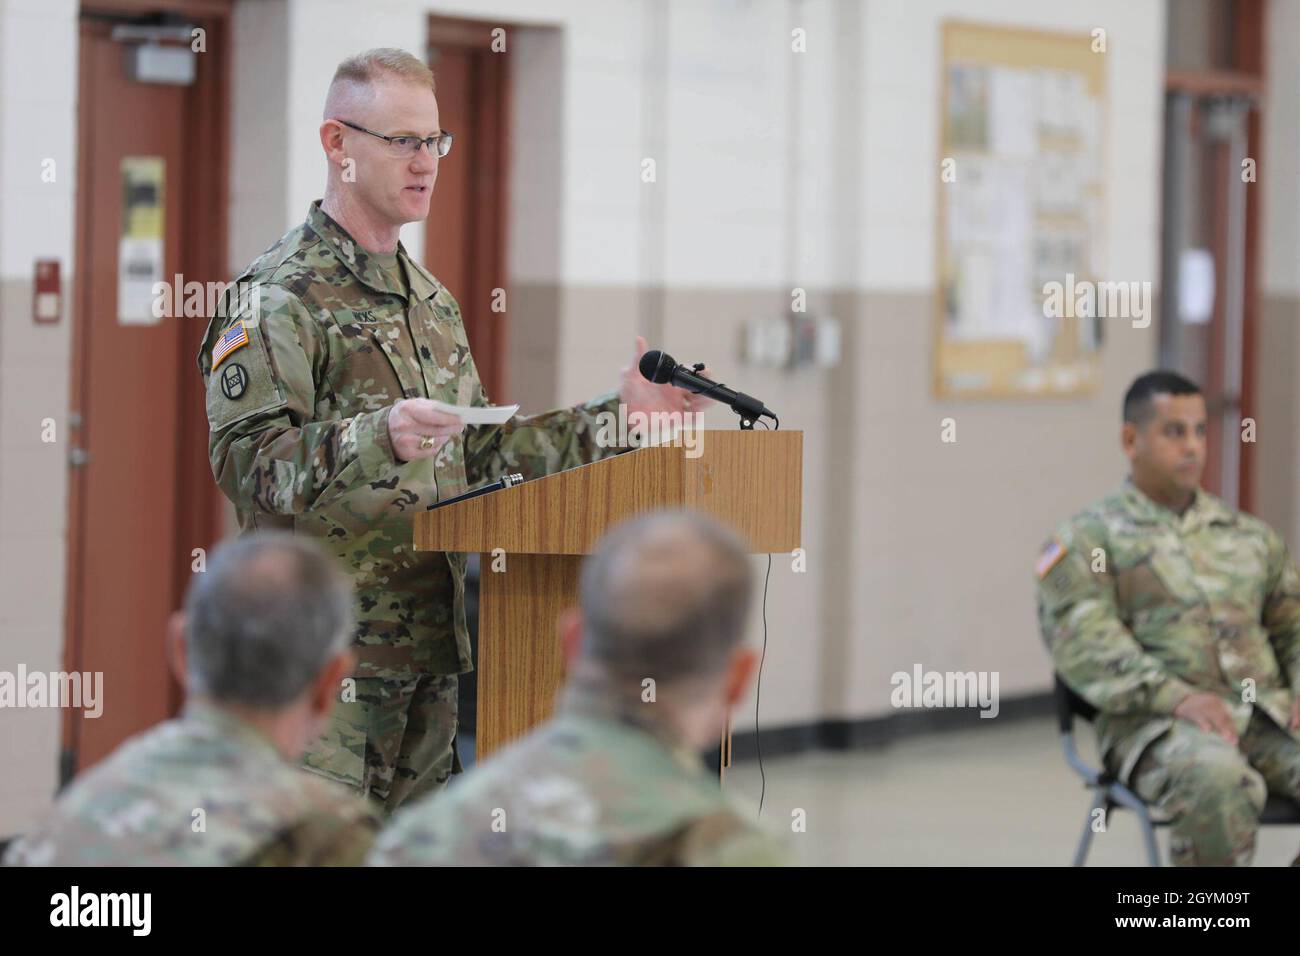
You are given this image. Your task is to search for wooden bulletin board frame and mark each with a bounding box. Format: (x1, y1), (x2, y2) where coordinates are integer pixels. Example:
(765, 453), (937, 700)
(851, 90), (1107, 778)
(934, 21), (1108, 399)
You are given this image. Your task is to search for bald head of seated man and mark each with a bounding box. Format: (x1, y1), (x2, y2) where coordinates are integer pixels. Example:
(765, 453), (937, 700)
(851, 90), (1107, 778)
(368, 510), (788, 866)
(4, 532), (379, 867)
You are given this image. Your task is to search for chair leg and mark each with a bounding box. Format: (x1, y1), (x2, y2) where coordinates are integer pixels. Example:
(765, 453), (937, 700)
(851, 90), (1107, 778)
(1108, 783), (1162, 867)
(1073, 787), (1107, 867)
(1136, 811), (1161, 867)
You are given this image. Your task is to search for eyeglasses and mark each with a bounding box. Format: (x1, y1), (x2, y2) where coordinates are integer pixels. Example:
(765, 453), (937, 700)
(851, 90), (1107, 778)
(336, 119), (454, 158)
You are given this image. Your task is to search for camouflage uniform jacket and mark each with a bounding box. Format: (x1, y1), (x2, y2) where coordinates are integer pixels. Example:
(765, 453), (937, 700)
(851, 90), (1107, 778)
(367, 680), (789, 866)
(2, 701), (378, 866)
(1037, 482), (1300, 782)
(199, 202), (627, 677)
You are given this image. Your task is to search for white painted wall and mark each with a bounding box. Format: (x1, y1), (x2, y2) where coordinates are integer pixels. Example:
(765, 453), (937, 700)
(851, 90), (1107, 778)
(227, 0), (291, 272)
(858, 0), (1166, 292)
(836, 0), (1166, 719)
(0, 0), (79, 835)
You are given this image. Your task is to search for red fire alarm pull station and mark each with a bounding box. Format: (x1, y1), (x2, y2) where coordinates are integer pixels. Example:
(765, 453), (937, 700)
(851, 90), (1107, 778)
(34, 259), (61, 324)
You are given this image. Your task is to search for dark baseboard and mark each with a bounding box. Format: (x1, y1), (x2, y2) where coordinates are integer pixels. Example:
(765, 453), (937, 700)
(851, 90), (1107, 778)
(728, 691), (1056, 763)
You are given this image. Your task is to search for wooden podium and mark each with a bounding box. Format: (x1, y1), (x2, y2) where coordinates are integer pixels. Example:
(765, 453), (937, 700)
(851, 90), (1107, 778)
(414, 429), (802, 760)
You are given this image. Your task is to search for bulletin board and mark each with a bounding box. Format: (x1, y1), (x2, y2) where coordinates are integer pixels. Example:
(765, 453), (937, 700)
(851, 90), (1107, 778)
(934, 21), (1107, 398)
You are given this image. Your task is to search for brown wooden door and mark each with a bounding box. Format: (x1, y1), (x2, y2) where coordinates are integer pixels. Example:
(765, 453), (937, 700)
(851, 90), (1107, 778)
(426, 23), (509, 401)
(64, 13), (227, 776)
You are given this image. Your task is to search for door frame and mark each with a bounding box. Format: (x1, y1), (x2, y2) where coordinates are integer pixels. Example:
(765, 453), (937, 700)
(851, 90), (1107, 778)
(62, 0), (231, 780)
(426, 15), (511, 401)
(1161, 0), (1265, 513)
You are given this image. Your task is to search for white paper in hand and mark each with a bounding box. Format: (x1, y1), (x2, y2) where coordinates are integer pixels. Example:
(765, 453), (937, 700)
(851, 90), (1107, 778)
(430, 400), (519, 426)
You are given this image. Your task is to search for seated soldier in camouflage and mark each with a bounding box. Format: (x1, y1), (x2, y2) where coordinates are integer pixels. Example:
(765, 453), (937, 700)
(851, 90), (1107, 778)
(368, 511), (788, 866)
(3, 533), (378, 866)
(1037, 371), (1300, 866)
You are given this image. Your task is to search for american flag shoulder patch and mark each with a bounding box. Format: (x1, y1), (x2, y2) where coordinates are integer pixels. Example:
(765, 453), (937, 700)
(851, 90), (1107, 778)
(212, 321), (249, 371)
(1035, 537), (1067, 580)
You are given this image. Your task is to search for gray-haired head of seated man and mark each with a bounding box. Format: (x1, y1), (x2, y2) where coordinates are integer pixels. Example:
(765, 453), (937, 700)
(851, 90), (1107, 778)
(167, 531), (356, 760)
(561, 510), (759, 751)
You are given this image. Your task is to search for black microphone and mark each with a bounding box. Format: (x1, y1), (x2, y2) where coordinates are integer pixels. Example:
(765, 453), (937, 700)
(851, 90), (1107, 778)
(638, 350), (776, 427)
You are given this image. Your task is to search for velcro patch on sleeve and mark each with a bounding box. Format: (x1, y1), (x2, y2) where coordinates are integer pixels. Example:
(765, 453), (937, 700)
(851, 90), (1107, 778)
(205, 320), (286, 431)
(1039, 542), (1093, 603)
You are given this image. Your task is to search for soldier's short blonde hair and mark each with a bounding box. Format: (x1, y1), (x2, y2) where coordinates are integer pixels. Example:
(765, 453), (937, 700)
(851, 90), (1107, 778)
(324, 48), (435, 119)
(333, 47), (435, 92)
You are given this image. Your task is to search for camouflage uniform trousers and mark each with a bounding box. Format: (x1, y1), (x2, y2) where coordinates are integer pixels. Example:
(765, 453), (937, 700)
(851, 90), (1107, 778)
(1127, 707), (1300, 866)
(302, 673), (461, 818)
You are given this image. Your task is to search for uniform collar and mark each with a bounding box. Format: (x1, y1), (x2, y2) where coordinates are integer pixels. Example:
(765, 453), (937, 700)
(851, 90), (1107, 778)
(1183, 487), (1235, 530)
(1119, 479), (1234, 531)
(304, 201), (440, 303)
(1119, 481), (1167, 525)
(557, 676), (708, 776)
(402, 250), (442, 303)
(181, 698), (287, 761)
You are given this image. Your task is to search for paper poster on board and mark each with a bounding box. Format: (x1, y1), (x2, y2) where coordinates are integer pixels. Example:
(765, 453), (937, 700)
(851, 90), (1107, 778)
(935, 23), (1107, 398)
(118, 156), (165, 325)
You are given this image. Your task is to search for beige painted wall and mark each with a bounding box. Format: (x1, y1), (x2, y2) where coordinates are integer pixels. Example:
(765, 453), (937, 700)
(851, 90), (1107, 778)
(0, 0), (79, 836)
(537, 0), (1169, 724)
(542, 284), (1156, 724)
(1254, 295), (1300, 550)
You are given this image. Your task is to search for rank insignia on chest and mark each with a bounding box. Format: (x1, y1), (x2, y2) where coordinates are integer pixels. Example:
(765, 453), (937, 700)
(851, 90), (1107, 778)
(212, 321), (250, 370)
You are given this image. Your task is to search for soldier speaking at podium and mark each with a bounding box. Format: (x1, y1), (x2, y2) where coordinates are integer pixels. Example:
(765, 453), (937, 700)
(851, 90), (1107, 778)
(199, 48), (710, 814)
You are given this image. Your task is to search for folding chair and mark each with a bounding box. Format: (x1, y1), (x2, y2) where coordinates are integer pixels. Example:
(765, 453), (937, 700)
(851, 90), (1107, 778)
(1055, 675), (1300, 866)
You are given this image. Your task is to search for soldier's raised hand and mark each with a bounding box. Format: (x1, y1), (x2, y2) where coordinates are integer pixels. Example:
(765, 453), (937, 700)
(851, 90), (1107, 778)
(1173, 691), (1239, 747)
(388, 399), (465, 462)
